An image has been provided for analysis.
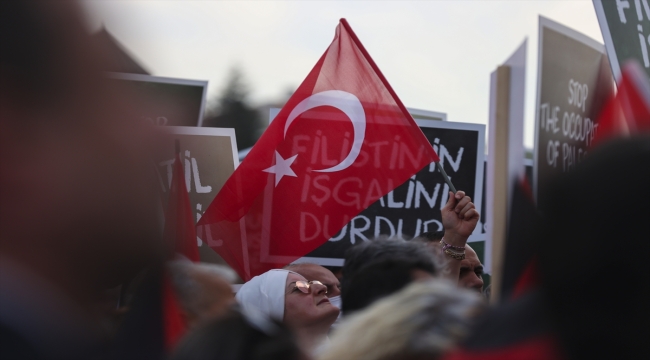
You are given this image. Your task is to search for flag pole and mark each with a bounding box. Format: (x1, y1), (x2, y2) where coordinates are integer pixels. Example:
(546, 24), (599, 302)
(436, 162), (457, 194)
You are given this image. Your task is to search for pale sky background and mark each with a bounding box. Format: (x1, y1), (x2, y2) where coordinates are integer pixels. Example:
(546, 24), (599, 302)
(80, 0), (605, 149)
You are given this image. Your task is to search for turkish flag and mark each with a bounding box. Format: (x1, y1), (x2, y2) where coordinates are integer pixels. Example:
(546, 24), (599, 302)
(591, 61), (650, 147)
(197, 19), (439, 281)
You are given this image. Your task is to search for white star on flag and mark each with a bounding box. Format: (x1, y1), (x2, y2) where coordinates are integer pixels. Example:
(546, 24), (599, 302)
(263, 151), (298, 186)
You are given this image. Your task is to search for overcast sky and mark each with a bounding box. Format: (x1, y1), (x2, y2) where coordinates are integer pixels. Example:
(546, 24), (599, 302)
(81, 0), (604, 149)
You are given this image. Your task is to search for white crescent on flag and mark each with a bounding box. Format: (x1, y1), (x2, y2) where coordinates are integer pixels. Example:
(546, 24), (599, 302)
(284, 90), (366, 173)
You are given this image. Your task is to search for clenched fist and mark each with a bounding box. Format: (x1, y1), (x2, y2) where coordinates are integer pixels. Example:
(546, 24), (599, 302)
(441, 190), (480, 241)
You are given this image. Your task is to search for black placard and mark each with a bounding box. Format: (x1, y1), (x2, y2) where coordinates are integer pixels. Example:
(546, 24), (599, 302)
(108, 73), (208, 127)
(534, 18), (614, 213)
(304, 121), (485, 262)
(594, 0), (650, 80)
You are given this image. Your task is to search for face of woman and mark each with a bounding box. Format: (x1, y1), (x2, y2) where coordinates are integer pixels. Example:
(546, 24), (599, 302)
(283, 273), (340, 329)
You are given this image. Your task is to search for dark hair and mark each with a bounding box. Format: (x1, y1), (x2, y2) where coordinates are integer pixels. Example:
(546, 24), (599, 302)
(341, 255), (435, 315)
(171, 310), (301, 360)
(342, 238), (435, 291)
(322, 265), (343, 278)
(538, 136), (650, 360)
(417, 230), (445, 242)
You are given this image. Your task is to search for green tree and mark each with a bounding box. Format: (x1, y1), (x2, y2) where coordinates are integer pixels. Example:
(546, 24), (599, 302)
(204, 67), (261, 150)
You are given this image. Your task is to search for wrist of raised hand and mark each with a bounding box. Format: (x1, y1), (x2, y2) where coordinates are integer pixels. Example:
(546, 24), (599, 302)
(442, 231), (468, 248)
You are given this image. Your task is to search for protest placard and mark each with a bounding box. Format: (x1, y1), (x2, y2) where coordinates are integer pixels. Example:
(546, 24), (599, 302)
(594, 0), (650, 80)
(288, 120), (486, 266)
(533, 17), (614, 213)
(486, 39), (527, 294)
(158, 127), (239, 263)
(108, 73), (208, 127)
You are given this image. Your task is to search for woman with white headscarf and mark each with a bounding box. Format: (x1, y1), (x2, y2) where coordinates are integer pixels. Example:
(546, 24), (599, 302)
(236, 269), (339, 356)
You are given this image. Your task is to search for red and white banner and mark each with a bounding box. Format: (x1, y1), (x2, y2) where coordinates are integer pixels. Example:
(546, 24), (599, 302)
(197, 19), (439, 280)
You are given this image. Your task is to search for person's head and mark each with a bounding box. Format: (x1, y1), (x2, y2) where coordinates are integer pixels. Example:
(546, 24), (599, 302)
(168, 261), (237, 327)
(320, 280), (485, 360)
(0, 1), (161, 291)
(284, 263), (341, 297)
(420, 238), (484, 293)
(341, 256), (435, 315)
(283, 272), (340, 332)
(341, 238), (437, 293)
(235, 270), (339, 332)
(418, 230), (445, 243)
(171, 310), (302, 360)
(458, 244), (484, 293)
(538, 136), (650, 360)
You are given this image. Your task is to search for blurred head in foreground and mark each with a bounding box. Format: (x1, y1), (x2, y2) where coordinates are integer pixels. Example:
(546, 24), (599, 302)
(235, 269), (339, 355)
(342, 239), (435, 286)
(538, 136), (650, 360)
(0, 0), (160, 357)
(168, 261), (237, 328)
(0, 0), (161, 287)
(321, 280), (484, 360)
(171, 310), (303, 360)
(341, 256), (435, 315)
(341, 238), (436, 315)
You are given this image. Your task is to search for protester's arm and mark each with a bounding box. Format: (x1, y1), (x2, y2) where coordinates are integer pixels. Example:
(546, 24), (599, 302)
(439, 191), (480, 283)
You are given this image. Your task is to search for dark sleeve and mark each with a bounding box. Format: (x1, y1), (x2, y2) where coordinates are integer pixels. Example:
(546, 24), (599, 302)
(0, 323), (40, 360)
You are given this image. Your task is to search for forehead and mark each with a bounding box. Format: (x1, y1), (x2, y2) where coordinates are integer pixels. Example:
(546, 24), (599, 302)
(462, 247), (482, 267)
(294, 264), (336, 282)
(286, 272), (307, 286)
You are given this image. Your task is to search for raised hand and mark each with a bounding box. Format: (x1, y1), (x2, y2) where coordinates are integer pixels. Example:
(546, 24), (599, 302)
(441, 190), (480, 240)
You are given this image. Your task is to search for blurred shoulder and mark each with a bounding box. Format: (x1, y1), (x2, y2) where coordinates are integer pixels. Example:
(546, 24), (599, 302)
(0, 322), (40, 360)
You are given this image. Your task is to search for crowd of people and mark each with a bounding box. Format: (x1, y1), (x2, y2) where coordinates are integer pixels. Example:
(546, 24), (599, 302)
(171, 186), (483, 359)
(1, 2), (648, 360)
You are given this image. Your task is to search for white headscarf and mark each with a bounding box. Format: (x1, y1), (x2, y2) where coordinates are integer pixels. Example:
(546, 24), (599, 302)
(235, 269), (300, 321)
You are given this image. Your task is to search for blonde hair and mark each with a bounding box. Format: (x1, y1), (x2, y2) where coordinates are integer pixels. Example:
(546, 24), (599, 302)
(168, 260), (236, 315)
(319, 280), (483, 360)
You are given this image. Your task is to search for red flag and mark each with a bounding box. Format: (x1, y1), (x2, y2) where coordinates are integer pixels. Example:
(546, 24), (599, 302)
(501, 178), (540, 300)
(197, 19), (439, 281)
(161, 153), (199, 349)
(592, 61), (650, 147)
(162, 274), (185, 349)
(164, 154), (200, 262)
